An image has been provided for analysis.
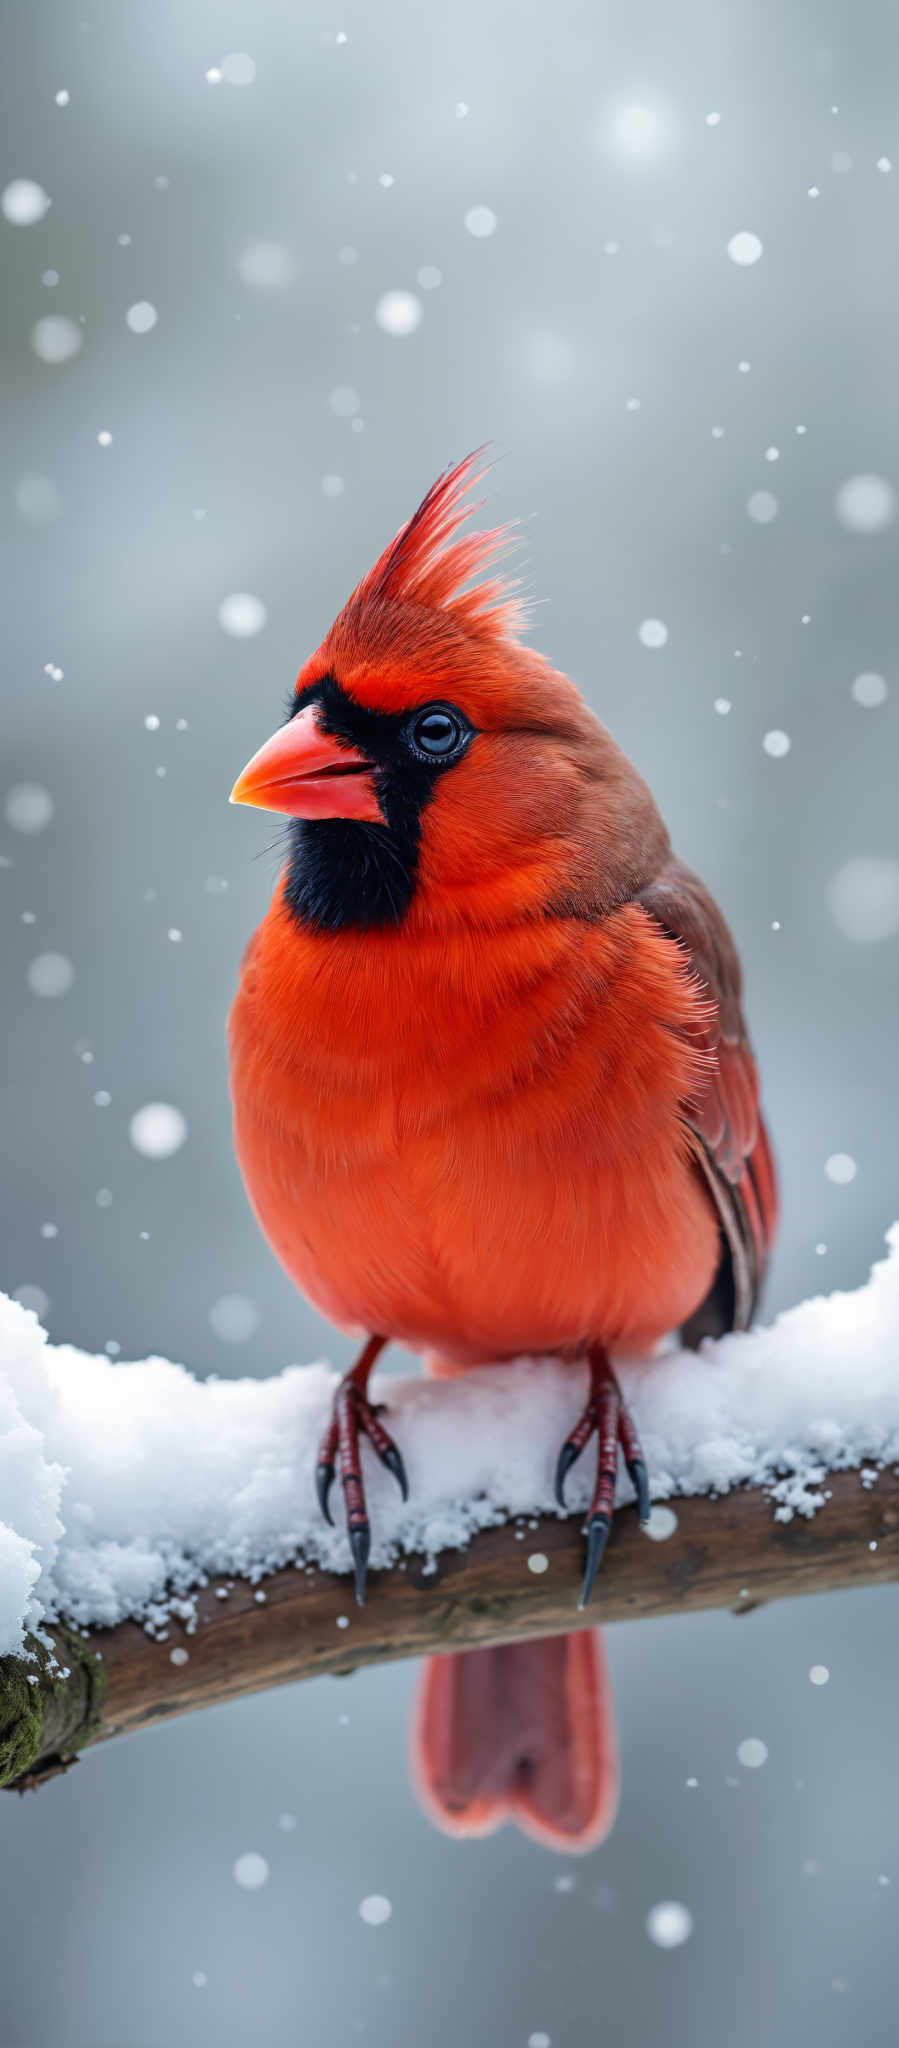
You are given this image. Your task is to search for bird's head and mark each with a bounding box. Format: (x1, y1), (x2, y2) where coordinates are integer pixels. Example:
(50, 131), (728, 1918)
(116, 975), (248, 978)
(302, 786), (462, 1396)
(230, 453), (667, 933)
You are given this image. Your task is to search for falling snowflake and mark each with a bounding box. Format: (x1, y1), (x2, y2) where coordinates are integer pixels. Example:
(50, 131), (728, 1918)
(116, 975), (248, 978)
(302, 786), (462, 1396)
(835, 474), (896, 534)
(737, 1737), (768, 1768)
(824, 1153), (857, 1185)
(27, 953), (74, 998)
(375, 290), (422, 336)
(646, 1901), (693, 1948)
(221, 53), (256, 86)
(464, 205), (497, 238)
(850, 672), (888, 708)
(31, 316), (82, 364)
(218, 593), (267, 638)
(5, 784), (54, 833)
(638, 619), (668, 649)
(2, 179), (51, 224)
(359, 1895), (392, 1926)
(129, 1103), (188, 1159)
(727, 230), (763, 265)
(126, 302), (158, 335)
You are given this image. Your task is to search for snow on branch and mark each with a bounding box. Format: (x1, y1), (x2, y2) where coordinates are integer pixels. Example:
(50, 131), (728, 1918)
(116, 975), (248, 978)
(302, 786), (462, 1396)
(2, 1227), (899, 1662)
(3, 1467), (898, 1792)
(1, 1228), (899, 1786)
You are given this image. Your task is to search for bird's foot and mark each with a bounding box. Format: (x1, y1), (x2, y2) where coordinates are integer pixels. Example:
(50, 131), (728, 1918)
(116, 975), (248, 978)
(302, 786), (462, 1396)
(554, 1348), (651, 1609)
(315, 1338), (406, 1606)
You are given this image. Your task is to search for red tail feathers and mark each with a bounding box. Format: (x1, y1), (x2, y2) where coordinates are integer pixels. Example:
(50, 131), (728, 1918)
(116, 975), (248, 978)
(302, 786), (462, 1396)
(411, 1630), (618, 1854)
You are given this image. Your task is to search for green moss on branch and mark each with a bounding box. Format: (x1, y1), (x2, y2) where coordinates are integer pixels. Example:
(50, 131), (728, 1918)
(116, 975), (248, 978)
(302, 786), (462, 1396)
(0, 1627), (108, 1790)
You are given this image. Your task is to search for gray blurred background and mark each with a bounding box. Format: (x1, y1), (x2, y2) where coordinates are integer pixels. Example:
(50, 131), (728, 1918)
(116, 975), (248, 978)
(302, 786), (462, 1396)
(2, 1), (898, 2043)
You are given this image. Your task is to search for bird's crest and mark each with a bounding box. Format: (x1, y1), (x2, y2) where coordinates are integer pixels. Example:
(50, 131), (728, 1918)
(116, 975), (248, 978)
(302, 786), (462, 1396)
(344, 451), (527, 642)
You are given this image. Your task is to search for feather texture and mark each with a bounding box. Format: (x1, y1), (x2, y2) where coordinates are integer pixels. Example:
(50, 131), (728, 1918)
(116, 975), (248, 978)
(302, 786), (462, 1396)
(338, 450), (528, 643)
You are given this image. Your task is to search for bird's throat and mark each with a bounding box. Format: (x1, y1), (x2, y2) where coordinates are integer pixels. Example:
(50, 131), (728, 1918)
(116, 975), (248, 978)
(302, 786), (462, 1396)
(283, 813), (420, 932)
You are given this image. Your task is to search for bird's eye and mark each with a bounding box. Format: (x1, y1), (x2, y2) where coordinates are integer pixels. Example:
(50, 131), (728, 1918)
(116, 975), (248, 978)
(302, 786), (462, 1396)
(407, 705), (469, 759)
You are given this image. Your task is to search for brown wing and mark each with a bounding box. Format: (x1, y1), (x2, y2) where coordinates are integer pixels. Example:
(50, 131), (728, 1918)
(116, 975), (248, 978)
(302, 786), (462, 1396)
(638, 857), (778, 1335)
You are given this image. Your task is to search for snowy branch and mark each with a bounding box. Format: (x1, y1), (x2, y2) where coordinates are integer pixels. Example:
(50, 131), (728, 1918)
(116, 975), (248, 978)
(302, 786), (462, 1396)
(2, 1227), (899, 1787)
(3, 1465), (898, 1790)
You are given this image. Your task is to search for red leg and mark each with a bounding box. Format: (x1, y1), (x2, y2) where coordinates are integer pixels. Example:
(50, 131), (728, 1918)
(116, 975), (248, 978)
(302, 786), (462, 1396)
(554, 1346), (651, 1609)
(315, 1335), (407, 1605)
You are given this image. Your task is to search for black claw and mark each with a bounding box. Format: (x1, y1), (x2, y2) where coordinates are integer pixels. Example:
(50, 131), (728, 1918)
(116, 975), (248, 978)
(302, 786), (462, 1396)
(578, 1513), (610, 1610)
(554, 1440), (582, 1509)
(349, 1522), (371, 1606)
(379, 1442), (409, 1501)
(316, 1460), (335, 1526)
(627, 1457), (651, 1526)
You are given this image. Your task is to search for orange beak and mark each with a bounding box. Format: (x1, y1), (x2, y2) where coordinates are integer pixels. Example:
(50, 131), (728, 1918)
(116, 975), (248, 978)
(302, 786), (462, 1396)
(229, 703), (382, 822)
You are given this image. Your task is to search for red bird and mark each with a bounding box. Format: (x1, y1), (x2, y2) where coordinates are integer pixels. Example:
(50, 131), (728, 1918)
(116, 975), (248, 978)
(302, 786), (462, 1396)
(228, 455), (777, 1849)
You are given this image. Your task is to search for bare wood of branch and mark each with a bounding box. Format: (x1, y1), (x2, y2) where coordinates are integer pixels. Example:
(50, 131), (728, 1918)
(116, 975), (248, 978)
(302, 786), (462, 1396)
(3, 1470), (897, 1790)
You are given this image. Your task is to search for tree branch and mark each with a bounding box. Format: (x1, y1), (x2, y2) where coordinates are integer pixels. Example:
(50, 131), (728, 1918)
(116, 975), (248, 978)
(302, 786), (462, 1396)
(4, 1469), (897, 1789)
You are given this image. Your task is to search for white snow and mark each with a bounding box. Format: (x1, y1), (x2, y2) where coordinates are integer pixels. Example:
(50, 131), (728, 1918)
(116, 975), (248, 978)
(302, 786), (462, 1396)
(233, 1852), (268, 1888)
(748, 490), (779, 525)
(825, 1153), (857, 1186)
(128, 1102), (187, 1159)
(762, 729), (790, 758)
(0, 1228), (898, 1656)
(30, 316), (82, 365)
(835, 474), (896, 534)
(850, 672), (889, 709)
(218, 591), (267, 638)
(644, 1506), (678, 1541)
(125, 302), (158, 335)
(638, 619), (668, 649)
(2, 179), (51, 225)
(727, 231), (763, 266)
(375, 290), (422, 336)
(646, 1901), (692, 1948)
(26, 952), (74, 998)
(5, 784), (54, 833)
(359, 1895), (392, 1926)
(737, 1737), (768, 1768)
(464, 205), (498, 238)
(221, 54), (256, 86)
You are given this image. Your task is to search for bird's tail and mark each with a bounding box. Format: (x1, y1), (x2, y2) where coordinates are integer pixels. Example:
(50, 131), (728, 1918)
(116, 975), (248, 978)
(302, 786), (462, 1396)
(410, 1628), (618, 1854)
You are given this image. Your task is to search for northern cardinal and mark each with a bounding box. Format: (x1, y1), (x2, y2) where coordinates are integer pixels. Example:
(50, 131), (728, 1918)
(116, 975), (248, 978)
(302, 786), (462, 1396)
(228, 454), (777, 1850)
